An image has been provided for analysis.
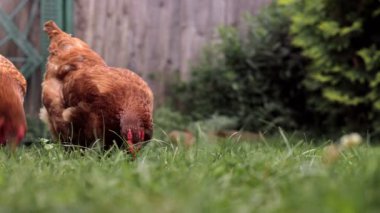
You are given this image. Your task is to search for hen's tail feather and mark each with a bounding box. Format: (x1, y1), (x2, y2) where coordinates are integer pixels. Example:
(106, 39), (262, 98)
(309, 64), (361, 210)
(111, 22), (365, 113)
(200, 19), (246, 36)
(44, 20), (64, 38)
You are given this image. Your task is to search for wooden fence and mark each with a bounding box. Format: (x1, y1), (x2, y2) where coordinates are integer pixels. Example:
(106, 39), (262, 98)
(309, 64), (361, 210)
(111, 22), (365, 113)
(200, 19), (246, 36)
(1, 0), (271, 115)
(75, 0), (270, 104)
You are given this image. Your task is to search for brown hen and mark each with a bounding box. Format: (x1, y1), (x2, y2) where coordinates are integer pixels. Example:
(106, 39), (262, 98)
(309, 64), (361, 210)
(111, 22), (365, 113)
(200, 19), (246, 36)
(0, 54), (27, 146)
(40, 21), (153, 154)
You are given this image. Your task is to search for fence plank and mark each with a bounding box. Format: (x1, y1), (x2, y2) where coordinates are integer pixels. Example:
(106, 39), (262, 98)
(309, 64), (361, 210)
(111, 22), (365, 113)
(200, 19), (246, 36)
(74, 0), (270, 104)
(1, 0), (271, 114)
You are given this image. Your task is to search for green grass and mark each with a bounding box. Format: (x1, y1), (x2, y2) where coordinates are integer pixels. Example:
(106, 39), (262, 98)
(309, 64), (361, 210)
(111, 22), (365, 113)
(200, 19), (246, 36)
(0, 134), (379, 213)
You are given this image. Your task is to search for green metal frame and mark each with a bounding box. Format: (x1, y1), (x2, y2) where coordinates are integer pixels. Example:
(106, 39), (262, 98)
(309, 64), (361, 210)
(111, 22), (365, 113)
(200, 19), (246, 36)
(0, 0), (73, 79)
(0, 0), (42, 78)
(40, 0), (74, 75)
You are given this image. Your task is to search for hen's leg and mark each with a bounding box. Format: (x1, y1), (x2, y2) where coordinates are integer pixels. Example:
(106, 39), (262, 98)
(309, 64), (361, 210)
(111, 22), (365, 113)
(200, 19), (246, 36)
(0, 117), (4, 144)
(41, 78), (70, 140)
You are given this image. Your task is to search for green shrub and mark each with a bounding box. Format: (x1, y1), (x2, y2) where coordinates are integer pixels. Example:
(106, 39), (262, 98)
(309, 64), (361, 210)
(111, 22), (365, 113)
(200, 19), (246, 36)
(172, 0), (380, 136)
(280, 0), (380, 134)
(174, 3), (309, 132)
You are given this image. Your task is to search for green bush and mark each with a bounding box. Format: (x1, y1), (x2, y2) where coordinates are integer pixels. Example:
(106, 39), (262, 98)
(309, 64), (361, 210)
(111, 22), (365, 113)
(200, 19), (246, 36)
(174, 3), (309, 132)
(172, 0), (380, 136)
(280, 0), (380, 134)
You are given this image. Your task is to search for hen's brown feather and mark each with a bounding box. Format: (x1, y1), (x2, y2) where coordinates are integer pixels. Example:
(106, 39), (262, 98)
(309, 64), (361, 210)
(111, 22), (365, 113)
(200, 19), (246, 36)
(0, 55), (26, 97)
(41, 21), (154, 150)
(0, 55), (27, 145)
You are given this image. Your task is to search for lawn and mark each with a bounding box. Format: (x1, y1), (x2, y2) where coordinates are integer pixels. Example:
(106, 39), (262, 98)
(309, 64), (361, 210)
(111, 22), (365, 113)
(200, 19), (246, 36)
(0, 133), (378, 213)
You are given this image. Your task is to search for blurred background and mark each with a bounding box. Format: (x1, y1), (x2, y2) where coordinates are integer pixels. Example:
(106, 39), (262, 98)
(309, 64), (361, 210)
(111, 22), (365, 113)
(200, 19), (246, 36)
(0, 0), (269, 110)
(1, 0), (380, 140)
